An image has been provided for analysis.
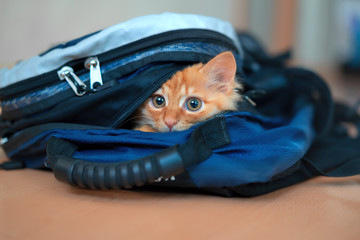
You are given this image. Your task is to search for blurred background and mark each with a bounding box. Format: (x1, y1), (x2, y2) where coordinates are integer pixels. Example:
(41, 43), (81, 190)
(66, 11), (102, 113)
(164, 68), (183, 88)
(0, 0), (359, 102)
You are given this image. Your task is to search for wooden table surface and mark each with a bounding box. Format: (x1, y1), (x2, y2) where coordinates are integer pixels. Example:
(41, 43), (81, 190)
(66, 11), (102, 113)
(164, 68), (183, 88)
(1, 67), (360, 240)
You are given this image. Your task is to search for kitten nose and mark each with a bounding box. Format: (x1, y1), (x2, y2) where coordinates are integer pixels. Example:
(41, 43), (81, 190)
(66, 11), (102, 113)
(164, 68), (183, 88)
(164, 118), (178, 131)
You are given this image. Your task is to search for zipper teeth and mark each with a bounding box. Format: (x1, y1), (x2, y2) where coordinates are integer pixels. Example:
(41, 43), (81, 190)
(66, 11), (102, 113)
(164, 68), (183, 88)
(1, 31), (237, 100)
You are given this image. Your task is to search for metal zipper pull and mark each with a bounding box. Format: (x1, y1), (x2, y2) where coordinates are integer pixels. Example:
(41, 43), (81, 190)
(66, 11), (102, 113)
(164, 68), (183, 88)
(84, 57), (103, 90)
(0, 137), (8, 145)
(244, 95), (257, 107)
(57, 66), (87, 96)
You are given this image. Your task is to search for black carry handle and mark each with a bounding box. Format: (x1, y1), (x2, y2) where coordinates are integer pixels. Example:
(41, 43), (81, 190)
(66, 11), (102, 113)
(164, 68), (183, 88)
(46, 117), (230, 190)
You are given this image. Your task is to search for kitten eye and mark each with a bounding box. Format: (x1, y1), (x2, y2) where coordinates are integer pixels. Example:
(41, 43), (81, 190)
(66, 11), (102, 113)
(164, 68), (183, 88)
(185, 97), (202, 111)
(152, 95), (166, 108)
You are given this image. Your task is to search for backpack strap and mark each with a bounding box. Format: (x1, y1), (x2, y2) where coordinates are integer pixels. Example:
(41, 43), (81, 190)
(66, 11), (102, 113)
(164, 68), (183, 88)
(303, 102), (360, 176)
(302, 155), (360, 178)
(45, 117), (230, 190)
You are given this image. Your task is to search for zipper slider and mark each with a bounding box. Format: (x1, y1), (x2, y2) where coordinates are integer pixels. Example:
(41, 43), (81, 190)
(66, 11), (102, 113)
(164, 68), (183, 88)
(57, 66), (87, 96)
(84, 57), (103, 90)
(0, 137), (8, 145)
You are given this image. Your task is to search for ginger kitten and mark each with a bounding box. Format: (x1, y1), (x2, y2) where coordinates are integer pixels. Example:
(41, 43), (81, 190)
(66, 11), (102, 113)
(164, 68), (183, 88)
(134, 51), (242, 132)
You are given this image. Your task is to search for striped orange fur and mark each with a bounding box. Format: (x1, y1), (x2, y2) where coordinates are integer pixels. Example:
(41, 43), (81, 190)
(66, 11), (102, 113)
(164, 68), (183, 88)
(134, 51), (242, 132)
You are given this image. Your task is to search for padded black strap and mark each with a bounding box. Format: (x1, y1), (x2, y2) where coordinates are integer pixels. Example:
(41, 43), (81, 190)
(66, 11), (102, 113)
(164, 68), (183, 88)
(46, 117), (230, 190)
(210, 154), (360, 198)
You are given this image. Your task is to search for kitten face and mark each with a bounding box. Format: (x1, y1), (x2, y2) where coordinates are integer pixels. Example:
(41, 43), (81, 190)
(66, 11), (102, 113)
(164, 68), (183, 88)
(135, 51), (242, 132)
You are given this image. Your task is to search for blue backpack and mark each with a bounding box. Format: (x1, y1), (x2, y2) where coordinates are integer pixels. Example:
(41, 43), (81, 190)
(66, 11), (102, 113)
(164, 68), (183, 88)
(1, 13), (359, 197)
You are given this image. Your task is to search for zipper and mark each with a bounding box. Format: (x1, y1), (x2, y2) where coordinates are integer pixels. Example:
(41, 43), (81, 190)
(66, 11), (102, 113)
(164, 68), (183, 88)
(1, 29), (237, 101)
(57, 66), (88, 96)
(84, 57), (103, 89)
(57, 57), (104, 96)
(2, 39), (238, 119)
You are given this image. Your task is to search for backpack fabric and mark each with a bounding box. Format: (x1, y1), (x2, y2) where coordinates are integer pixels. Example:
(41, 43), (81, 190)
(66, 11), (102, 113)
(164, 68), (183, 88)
(0, 13), (359, 197)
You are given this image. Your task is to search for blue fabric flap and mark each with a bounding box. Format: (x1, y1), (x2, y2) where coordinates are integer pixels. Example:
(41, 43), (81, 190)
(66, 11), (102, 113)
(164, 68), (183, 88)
(8, 104), (315, 188)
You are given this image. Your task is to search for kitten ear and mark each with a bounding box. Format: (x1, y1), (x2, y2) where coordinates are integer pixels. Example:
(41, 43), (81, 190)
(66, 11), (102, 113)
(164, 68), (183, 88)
(200, 51), (237, 94)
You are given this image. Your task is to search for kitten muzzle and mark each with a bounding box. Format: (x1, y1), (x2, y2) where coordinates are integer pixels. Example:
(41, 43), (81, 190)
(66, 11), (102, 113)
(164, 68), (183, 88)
(164, 119), (179, 132)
